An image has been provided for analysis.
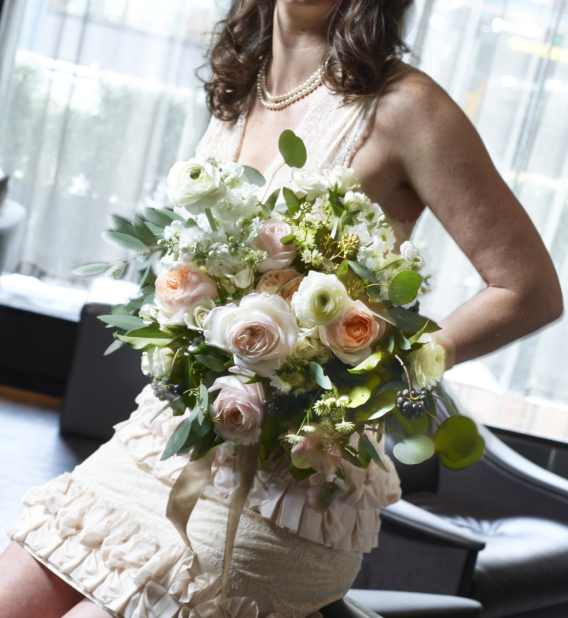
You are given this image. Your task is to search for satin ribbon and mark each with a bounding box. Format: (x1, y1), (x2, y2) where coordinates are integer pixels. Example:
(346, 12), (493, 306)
(166, 443), (260, 617)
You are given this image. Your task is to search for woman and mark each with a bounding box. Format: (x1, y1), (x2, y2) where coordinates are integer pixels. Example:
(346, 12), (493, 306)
(0, 0), (562, 617)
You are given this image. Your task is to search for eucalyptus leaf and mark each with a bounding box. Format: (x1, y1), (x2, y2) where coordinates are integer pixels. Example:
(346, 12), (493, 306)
(393, 435), (436, 465)
(283, 187), (301, 218)
(144, 208), (174, 228)
(440, 434), (485, 470)
(340, 445), (363, 468)
(72, 263), (108, 276)
(198, 383), (209, 411)
(133, 215), (158, 246)
(365, 390), (398, 421)
(109, 262), (127, 279)
(108, 215), (138, 238)
(194, 354), (227, 373)
(161, 418), (191, 460)
(349, 351), (382, 374)
(328, 191), (344, 217)
(359, 434), (389, 472)
(336, 260), (349, 281)
(262, 188), (280, 216)
(348, 260), (377, 283)
(388, 270), (422, 305)
(104, 339), (124, 355)
(98, 314), (145, 330)
(102, 231), (147, 253)
(242, 165), (266, 187)
(388, 307), (440, 335)
(309, 361), (332, 390)
(434, 415), (478, 461)
(278, 130), (307, 168)
(346, 374), (382, 408)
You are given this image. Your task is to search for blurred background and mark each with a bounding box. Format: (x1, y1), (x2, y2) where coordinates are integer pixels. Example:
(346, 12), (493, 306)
(0, 0), (567, 474)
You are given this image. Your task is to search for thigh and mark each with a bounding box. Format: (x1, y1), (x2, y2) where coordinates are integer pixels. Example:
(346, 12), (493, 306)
(0, 541), (86, 618)
(62, 599), (114, 618)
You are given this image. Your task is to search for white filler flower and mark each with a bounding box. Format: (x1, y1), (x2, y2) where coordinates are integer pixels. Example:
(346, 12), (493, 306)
(291, 271), (351, 327)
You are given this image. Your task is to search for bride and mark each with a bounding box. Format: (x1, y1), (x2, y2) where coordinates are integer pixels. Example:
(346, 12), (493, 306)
(0, 0), (563, 617)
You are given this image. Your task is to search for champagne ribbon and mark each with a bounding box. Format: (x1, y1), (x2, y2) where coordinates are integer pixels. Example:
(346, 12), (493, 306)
(166, 443), (260, 617)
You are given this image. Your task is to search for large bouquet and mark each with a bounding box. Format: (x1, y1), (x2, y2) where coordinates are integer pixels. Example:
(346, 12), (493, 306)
(76, 130), (484, 511)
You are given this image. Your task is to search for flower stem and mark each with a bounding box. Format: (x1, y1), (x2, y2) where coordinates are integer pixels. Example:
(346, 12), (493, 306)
(205, 208), (218, 232)
(394, 354), (413, 398)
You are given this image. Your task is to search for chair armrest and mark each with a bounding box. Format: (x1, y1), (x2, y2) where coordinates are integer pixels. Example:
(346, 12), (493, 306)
(381, 499), (485, 551)
(320, 597), (383, 618)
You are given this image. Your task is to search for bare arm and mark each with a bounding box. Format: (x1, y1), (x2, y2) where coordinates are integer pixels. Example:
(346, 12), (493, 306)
(356, 71), (563, 367)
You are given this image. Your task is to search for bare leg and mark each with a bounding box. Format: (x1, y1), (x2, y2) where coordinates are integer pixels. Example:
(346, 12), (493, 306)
(62, 599), (114, 618)
(0, 541), (86, 618)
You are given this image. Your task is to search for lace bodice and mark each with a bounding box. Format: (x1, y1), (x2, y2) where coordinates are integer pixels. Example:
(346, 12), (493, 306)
(195, 86), (416, 247)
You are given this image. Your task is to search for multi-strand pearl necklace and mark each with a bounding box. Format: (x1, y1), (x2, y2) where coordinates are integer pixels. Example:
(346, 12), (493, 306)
(256, 56), (324, 110)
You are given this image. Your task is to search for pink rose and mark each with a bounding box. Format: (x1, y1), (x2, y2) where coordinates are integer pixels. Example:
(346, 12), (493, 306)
(256, 219), (296, 273)
(209, 376), (265, 445)
(319, 300), (384, 365)
(204, 293), (298, 377)
(255, 268), (303, 303)
(155, 264), (217, 315)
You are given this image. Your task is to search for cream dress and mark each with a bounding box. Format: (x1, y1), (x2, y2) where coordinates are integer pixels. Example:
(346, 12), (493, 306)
(5, 86), (407, 618)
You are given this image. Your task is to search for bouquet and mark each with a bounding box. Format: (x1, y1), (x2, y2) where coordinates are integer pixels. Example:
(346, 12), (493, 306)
(75, 130), (484, 512)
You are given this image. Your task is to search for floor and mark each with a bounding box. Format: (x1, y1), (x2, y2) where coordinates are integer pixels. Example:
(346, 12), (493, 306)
(0, 386), (102, 553)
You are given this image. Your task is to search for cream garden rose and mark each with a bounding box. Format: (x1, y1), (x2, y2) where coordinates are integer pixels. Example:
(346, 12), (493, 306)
(324, 166), (360, 196)
(167, 158), (225, 215)
(256, 268), (303, 303)
(183, 297), (216, 331)
(407, 334), (446, 389)
(209, 375), (265, 445)
(289, 168), (327, 201)
(204, 293), (298, 377)
(256, 219), (296, 273)
(155, 264), (217, 325)
(291, 271), (351, 327)
(319, 300), (384, 365)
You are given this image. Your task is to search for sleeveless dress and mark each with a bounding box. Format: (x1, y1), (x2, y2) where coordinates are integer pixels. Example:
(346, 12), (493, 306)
(5, 86), (407, 618)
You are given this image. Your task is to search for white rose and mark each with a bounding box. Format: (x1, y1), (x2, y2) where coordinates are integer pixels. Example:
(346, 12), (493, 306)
(183, 297), (217, 331)
(167, 158), (226, 215)
(289, 168), (327, 201)
(324, 166), (360, 196)
(143, 347), (174, 378)
(291, 271), (351, 327)
(407, 334), (445, 389)
(292, 326), (330, 362)
(344, 190), (371, 213)
(204, 293), (298, 377)
(226, 269), (254, 289)
(400, 241), (420, 260)
(139, 303), (158, 324)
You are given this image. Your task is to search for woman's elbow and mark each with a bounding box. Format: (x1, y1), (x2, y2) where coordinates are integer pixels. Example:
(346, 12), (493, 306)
(531, 273), (564, 327)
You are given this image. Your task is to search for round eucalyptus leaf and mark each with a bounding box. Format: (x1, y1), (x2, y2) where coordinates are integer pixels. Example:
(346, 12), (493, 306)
(440, 434), (485, 470)
(406, 413), (430, 436)
(434, 415), (478, 460)
(278, 130), (307, 168)
(388, 270), (422, 305)
(393, 435), (435, 465)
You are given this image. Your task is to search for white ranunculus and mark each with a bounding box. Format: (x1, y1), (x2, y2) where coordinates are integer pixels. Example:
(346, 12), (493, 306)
(291, 271), (351, 327)
(324, 166), (360, 196)
(400, 241), (420, 260)
(143, 347), (174, 378)
(289, 168), (327, 201)
(204, 293), (298, 377)
(344, 190), (371, 213)
(407, 334), (445, 389)
(183, 297), (217, 331)
(292, 325), (330, 362)
(139, 303), (158, 325)
(167, 158), (226, 215)
(226, 268), (254, 289)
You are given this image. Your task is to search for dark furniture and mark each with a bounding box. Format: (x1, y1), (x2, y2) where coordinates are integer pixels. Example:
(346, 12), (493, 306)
(354, 384), (568, 618)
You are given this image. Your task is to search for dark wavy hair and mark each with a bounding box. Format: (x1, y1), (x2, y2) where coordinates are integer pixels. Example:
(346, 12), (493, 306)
(204, 0), (414, 121)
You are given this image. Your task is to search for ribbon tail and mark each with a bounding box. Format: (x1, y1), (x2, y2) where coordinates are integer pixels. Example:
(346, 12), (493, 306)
(166, 447), (218, 546)
(222, 443), (260, 617)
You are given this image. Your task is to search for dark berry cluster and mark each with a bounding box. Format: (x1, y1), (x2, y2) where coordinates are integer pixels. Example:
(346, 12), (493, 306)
(151, 378), (182, 402)
(396, 388), (428, 418)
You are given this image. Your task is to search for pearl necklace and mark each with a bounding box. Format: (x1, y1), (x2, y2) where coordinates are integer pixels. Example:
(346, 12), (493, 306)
(257, 56), (324, 110)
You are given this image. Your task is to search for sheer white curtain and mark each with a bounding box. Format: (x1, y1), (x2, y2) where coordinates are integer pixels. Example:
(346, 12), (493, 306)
(0, 0), (230, 283)
(405, 0), (568, 403)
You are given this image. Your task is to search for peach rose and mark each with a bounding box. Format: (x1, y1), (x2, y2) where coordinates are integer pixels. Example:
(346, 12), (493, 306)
(155, 264), (217, 316)
(255, 268), (303, 303)
(209, 375), (265, 445)
(256, 219), (296, 273)
(319, 300), (384, 365)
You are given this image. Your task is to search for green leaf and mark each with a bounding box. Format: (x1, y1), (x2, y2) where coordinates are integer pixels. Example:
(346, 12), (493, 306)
(133, 216), (158, 246)
(72, 263), (108, 276)
(434, 415), (479, 461)
(190, 426), (217, 461)
(388, 307), (440, 335)
(102, 231), (147, 253)
(280, 234), (295, 244)
(406, 413), (430, 436)
(198, 383), (209, 411)
(359, 434), (389, 472)
(143, 208), (176, 228)
(336, 260), (349, 281)
(358, 436), (371, 469)
(349, 351), (382, 374)
(289, 463), (316, 483)
(242, 165), (266, 187)
(390, 407), (413, 433)
(262, 188), (280, 216)
(348, 260), (376, 283)
(282, 187), (301, 218)
(117, 325), (174, 349)
(346, 374), (382, 408)
(364, 390), (398, 421)
(393, 435), (436, 465)
(194, 354), (227, 373)
(328, 191), (344, 217)
(104, 339), (124, 355)
(245, 374), (264, 384)
(109, 262), (127, 279)
(98, 314), (145, 330)
(146, 222), (164, 235)
(108, 215), (138, 238)
(278, 130), (307, 168)
(161, 418), (191, 460)
(340, 445), (363, 468)
(440, 434), (485, 470)
(309, 361), (332, 390)
(393, 330), (411, 351)
(388, 270), (422, 305)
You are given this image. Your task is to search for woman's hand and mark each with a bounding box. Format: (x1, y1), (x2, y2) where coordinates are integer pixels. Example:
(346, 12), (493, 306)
(353, 69), (563, 366)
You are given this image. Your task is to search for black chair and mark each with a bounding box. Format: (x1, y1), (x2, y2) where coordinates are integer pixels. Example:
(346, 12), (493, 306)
(354, 383), (568, 618)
